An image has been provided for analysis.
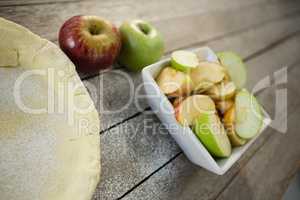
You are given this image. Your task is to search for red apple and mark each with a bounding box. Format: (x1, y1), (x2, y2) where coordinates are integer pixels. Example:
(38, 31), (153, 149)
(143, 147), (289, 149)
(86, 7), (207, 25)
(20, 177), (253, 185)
(59, 15), (121, 74)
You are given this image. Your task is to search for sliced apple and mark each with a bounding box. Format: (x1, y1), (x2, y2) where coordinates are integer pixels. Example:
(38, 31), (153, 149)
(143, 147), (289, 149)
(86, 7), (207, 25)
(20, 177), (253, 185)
(168, 75), (194, 97)
(223, 106), (246, 146)
(156, 67), (193, 96)
(191, 62), (225, 83)
(190, 62), (225, 93)
(172, 96), (186, 108)
(206, 81), (236, 100)
(192, 81), (215, 93)
(217, 51), (247, 89)
(175, 95), (216, 126)
(193, 113), (231, 157)
(222, 68), (231, 83)
(171, 50), (199, 72)
(216, 99), (234, 115)
(234, 89), (263, 139)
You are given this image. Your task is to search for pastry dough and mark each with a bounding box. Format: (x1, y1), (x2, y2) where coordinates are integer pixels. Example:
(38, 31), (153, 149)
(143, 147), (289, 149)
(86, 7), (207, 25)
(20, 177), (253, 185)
(0, 18), (100, 200)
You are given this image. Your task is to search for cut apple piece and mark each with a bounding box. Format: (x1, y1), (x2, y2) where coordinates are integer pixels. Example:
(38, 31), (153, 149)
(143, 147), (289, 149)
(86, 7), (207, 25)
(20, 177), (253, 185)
(223, 106), (246, 146)
(235, 89), (263, 139)
(222, 68), (231, 83)
(217, 51), (247, 89)
(193, 113), (231, 157)
(172, 96), (186, 108)
(192, 81), (215, 93)
(171, 50), (199, 72)
(206, 81), (236, 100)
(190, 62), (225, 93)
(168, 75), (194, 97)
(175, 95), (216, 126)
(216, 99), (234, 115)
(156, 67), (193, 96)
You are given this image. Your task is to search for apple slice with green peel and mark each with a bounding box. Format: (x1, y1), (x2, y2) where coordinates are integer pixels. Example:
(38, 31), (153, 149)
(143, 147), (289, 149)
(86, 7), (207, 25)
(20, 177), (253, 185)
(206, 81), (236, 100)
(217, 51), (247, 89)
(223, 106), (247, 146)
(175, 95), (216, 126)
(216, 99), (234, 115)
(235, 89), (263, 139)
(190, 62), (225, 93)
(193, 113), (231, 157)
(156, 67), (193, 96)
(171, 50), (199, 72)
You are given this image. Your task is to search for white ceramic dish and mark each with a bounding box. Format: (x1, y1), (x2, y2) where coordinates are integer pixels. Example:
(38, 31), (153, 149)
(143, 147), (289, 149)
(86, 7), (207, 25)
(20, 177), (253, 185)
(142, 47), (271, 175)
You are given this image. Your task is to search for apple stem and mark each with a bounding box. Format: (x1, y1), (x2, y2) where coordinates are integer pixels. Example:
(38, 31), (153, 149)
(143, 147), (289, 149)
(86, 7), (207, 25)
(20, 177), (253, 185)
(137, 23), (150, 35)
(89, 25), (101, 35)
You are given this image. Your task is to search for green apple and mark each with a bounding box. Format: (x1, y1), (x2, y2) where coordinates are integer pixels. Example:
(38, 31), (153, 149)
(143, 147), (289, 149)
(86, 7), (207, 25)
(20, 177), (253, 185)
(234, 89), (263, 139)
(170, 50), (198, 72)
(217, 51), (247, 89)
(223, 105), (247, 147)
(118, 20), (164, 71)
(193, 113), (231, 157)
(156, 66), (193, 96)
(175, 95), (216, 126)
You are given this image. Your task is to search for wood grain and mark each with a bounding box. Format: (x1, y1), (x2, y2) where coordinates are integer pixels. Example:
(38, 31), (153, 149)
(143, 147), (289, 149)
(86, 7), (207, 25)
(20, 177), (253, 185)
(0, 0), (254, 7)
(0, 0), (267, 41)
(91, 18), (300, 200)
(0, 0), (80, 7)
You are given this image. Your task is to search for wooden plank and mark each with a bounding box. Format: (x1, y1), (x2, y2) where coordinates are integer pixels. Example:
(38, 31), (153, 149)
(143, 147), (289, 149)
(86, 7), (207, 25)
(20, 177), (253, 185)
(91, 19), (300, 199)
(0, 0), (268, 41)
(154, 0), (300, 53)
(95, 113), (180, 200)
(85, 13), (300, 132)
(0, 0), (79, 7)
(112, 35), (300, 200)
(0, 0), (246, 7)
(0, 0), (263, 8)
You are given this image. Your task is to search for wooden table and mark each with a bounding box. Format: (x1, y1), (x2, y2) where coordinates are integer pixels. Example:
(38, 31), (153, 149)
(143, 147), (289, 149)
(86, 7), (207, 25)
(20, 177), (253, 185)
(1, 0), (300, 199)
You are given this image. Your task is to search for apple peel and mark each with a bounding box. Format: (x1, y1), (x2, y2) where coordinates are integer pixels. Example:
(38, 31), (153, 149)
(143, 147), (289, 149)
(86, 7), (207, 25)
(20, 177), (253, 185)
(171, 50), (199, 72)
(193, 113), (232, 157)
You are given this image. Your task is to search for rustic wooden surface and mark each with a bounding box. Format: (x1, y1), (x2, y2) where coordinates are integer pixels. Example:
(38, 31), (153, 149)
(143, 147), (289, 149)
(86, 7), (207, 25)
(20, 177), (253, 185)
(1, 0), (300, 199)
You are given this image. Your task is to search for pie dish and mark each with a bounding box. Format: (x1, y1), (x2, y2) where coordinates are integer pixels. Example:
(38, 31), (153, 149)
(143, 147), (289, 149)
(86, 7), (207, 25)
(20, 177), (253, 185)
(0, 18), (100, 200)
